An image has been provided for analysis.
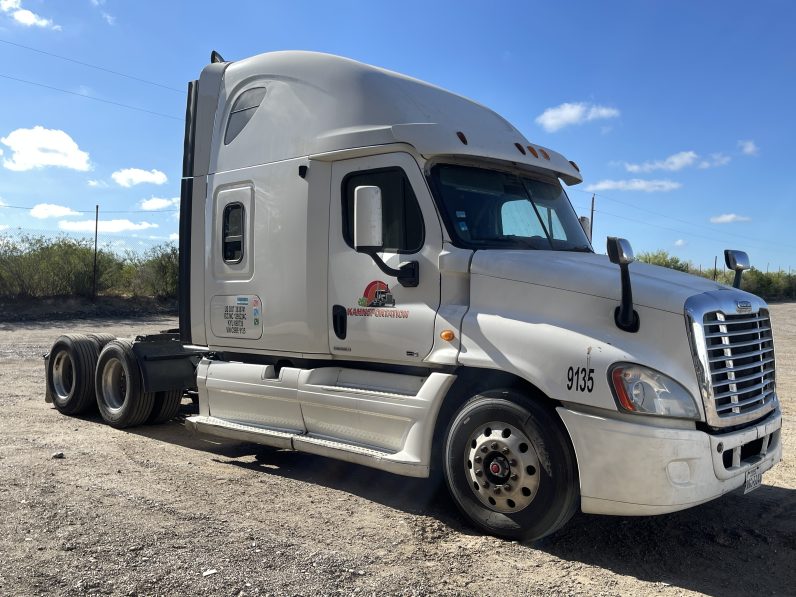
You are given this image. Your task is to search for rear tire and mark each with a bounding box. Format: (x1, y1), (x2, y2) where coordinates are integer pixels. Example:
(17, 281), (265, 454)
(443, 389), (579, 541)
(147, 390), (184, 424)
(95, 339), (155, 428)
(46, 334), (100, 415)
(86, 333), (117, 350)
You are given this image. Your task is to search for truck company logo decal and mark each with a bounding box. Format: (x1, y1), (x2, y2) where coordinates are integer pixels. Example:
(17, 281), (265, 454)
(348, 280), (409, 318)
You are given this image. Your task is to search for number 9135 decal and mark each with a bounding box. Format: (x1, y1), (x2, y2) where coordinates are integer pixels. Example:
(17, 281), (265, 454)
(566, 366), (595, 393)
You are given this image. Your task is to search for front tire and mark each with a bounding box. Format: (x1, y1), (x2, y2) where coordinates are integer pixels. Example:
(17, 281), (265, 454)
(443, 390), (579, 541)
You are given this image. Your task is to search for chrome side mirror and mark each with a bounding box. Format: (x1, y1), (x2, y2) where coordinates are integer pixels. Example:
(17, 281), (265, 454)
(724, 249), (750, 289)
(353, 186), (383, 251)
(607, 237), (638, 332)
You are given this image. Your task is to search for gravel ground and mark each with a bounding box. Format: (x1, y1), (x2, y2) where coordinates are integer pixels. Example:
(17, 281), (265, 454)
(0, 309), (793, 596)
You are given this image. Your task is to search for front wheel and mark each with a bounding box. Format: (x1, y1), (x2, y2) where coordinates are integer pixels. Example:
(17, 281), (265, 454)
(443, 390), (579, 541)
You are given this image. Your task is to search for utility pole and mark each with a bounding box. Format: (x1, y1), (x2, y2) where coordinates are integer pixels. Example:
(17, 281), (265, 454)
(713, 255), (718, 281)
(92, 205), (99, 301)
(589, 194), (595, 240)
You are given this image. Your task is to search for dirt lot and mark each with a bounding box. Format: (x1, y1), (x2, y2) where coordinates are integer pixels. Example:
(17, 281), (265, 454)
(0, 308), (793, 597)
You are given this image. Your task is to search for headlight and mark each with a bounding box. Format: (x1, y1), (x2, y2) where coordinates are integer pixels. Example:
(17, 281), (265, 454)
(609, 363), (699, 420)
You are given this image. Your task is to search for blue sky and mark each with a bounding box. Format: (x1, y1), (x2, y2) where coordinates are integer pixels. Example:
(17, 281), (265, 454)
(0, 1), (794, 270)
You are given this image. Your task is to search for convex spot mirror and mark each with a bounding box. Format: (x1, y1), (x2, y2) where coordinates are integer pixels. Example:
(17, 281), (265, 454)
(354, 185), (384, 251)
(724, 249), (750, 272)
(578, 216), (592, 242)
(607, 237), (635, 265)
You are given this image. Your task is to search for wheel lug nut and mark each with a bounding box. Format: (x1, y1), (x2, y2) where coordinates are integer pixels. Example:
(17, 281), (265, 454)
(494, 487), (501, 495)
(503, 484), (512, 491)
(502, 447), (509, 454)
(482, 482), (489, 488)
(475, 470), (482, 477)
(490, 442), (498, 450)
(509, 459), (517, 466)
(510, 474), (518, 481)
(474, 456), (482, 463)
(480, 446), (489, 453)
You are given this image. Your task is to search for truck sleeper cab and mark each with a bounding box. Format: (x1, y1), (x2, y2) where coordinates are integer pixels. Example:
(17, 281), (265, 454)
(46, 50), (780, 542)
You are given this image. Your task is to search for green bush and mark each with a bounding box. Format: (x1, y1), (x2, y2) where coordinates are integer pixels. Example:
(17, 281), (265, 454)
(0, 234), (178, 300)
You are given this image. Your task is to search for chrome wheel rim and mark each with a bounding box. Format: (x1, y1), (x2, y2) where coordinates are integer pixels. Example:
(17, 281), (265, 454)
(464, 421), (541, 513)
(101, 357), (127, 411)
(52, 349), (74, 401)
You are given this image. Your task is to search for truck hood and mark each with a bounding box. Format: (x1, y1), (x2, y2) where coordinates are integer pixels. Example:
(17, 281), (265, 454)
(470, 250), (735, 314)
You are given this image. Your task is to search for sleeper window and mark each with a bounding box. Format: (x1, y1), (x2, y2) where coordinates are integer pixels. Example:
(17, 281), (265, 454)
(342, 168), (424, 253)
(222, 203), (244, 263)
(224, 87), (266, 145)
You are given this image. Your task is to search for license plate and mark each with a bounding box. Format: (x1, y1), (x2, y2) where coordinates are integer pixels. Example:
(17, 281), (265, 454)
(744, 463), (763, 494)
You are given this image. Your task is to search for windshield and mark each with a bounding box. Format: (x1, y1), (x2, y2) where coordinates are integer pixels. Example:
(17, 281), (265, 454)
(429, 164), (592, 252)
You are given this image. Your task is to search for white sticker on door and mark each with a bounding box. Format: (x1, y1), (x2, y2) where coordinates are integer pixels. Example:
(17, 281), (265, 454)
(210, 295), (263, 339)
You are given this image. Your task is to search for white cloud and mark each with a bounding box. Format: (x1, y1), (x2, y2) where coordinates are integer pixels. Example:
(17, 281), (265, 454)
(0, 196), (6, 206)
(710, 213), (751, 224)
(1, 126), (90, 171)
(585, 179), (682, 193)
(87, 179), (108, 188)
(0, 224), (9, 231)
(625, 151), (698, 173)
(698, 153), (731, 169)
(111, 168), (168, 187)
(535, 102), (620, 132)
(101, 12), (115, 25)
(169, 233), (179, 241)
(58, 219), (158, 233)
(30, 203), (80, 219)
(674, 239), (686, 247)
(140, 197), (179, 210)
(738, 140), (759, 156)
(0, 0), (60, 29)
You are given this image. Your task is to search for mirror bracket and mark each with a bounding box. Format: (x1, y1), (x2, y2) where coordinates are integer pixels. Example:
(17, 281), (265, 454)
(607, 236), (640, 333)
(361, 249), (419, 288)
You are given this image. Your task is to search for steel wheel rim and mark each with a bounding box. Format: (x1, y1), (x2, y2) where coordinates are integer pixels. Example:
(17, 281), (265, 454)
(52, 349), (74, 401)
(464, 421), (541, 513)
(101, 357), (128, 412)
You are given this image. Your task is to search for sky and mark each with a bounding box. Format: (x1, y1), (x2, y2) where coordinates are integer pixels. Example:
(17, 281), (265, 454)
(0, 0), (794, 270)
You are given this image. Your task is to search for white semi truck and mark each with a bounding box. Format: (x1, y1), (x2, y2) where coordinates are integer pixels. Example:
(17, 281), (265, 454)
(45, 51), (782, 541)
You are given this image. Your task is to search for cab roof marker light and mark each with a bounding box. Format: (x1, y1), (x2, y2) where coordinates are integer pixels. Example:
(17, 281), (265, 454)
(569, 160), (580, 172)
(514, 142), (526, 155)
(527, 146), (539, 158)
(456, 131), (468, 145)
(539, 148), (551, 160)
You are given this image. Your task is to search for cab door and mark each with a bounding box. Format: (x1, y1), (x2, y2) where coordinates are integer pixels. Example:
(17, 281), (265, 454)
(328, 152), (441, 364)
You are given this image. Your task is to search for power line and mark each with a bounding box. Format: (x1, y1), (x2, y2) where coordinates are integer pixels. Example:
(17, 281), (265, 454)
(571, 187), (796, 251)
(0, 204), (177, 214)
(593, 208), (774, 252)
(0, 73), (182, 121)
(0, 38), (183, 93)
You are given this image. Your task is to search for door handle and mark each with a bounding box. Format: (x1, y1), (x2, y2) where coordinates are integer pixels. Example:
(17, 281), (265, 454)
(332, 304), (347, 340)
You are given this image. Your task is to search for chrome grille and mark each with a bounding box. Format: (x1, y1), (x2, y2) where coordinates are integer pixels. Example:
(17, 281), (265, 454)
(702, 309), (776, 423)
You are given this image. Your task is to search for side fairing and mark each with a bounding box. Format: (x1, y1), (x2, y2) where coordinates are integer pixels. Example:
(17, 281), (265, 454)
(458, 272), (703, 418)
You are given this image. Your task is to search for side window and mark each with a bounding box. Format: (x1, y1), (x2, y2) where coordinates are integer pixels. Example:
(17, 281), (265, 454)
(222, 203), (244, 263)
(224, 87), (266, 145)
(342, 168), (424, 253)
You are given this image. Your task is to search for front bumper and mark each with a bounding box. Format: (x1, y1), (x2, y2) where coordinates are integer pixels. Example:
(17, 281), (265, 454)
(557, 406), (782, 516)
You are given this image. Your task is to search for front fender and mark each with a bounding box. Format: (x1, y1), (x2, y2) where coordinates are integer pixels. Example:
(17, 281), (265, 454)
(458, 275), (703, 418)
